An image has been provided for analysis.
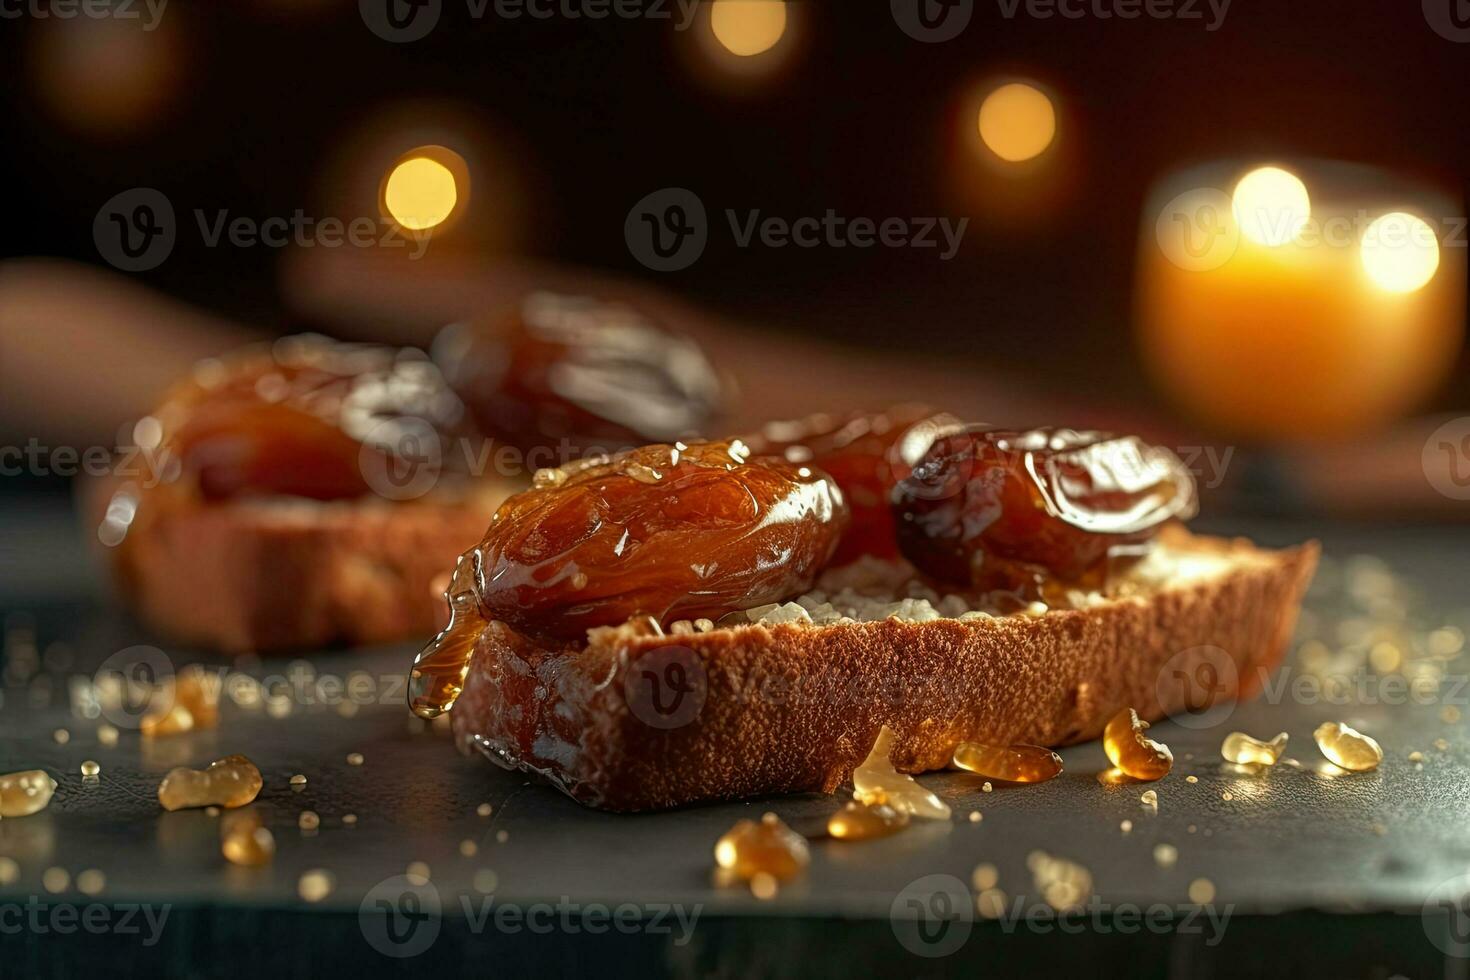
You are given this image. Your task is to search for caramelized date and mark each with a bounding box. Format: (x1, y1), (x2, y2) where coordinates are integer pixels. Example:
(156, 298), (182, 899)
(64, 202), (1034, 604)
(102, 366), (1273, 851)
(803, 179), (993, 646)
(434, 292), (725, 457)
(137, 335), (468, 503)
(894, 427), (1197, 592)
(742, 406), (954, 565)
(461, 440), (846, 643)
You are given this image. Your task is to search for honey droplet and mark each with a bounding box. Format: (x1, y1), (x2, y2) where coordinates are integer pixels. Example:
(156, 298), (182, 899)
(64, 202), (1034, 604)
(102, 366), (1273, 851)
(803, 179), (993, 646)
(0, 769), (58, 817)
(98, 724), (119, 748)
(976, 888), (1008, 918)
(1140, 789), (1159, 807)
(851, 726), (951, 820)
(1221, 731), (1288, 766)
(346, 753), (364, 767)
(298, 810), (321, 831)
(827, 800), (909, 841)
(713, 813), (809, 882)
(171, 665), (222, 729)
(1153, 843), (1178, 868)
(157, 755), (263, 811)
(141, 703), (194, 738)
(953, 741), (1063, 783)
(409, 558), (488, 718)
(298, 869), (335, 903)
(1103, 708), (1173, 781)
(972, 863), (999, 891)
(43, 867), (69, 893)
(76, 869), (106, 896)
(80, 760), (101, 778)
(406, 861), (431, 885)
(290, 774), (307, 787)
(1028, 850), (1092, 911)
(1188, 877), (1216, 903)
(1314, 721), (1383, 772)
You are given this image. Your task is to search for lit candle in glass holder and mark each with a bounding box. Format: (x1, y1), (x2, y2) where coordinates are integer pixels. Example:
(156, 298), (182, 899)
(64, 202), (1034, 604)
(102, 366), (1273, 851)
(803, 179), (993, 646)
(1136, 160), (1465, 441)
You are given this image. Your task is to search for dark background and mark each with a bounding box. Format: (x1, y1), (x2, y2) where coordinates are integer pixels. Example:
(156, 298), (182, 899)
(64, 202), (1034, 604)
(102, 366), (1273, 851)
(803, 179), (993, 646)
(4, 0), (1468, 405)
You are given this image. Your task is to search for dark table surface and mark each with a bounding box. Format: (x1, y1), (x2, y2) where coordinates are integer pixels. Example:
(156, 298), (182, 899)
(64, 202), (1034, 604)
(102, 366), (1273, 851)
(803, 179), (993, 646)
(2, 496), (1469, 978)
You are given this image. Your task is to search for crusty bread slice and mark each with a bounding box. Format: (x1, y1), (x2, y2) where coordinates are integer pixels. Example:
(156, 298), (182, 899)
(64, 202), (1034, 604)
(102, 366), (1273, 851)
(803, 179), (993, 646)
(450, 527), (1318, 811)
(100, 490), (509, 653)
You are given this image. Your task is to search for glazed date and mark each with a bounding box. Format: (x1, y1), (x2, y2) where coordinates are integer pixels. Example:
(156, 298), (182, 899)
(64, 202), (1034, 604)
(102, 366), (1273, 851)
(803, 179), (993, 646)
(741, 406), (954, 565)
(434, 292), (725, 457)
(464, 440), (848, 641)
(142, 336), (467, 502)
(894, 426), (1197, 591)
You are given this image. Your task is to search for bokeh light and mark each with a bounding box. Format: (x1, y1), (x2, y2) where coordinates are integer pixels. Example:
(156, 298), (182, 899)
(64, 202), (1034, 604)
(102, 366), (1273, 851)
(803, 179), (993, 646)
(710, 0), (787, 57)
(1361, 212), (1441, 293)
(976, 83), (1056, 163)
(381, 148), (467, 232)
(1232, 166), (1310, 247)
(31, 15), (183, 137)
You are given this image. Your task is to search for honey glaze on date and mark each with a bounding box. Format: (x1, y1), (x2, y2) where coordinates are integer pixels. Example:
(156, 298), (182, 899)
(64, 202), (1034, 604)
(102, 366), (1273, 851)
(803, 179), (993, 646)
(740, 405), (957, 566)
(433, 292), (725, 456)
(409, 439), (848, 717)
(100, 335), (472, 548)
(894, 426), (1197, 602)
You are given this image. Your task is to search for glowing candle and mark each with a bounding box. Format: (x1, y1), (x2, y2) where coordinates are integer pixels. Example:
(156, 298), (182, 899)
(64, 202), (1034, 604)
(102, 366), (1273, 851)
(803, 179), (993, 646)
(1136, 160), (1465, 440)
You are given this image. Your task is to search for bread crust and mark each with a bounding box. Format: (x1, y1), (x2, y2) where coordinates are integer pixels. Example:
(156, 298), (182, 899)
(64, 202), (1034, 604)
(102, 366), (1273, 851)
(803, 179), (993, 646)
(111, 495), (502, 653)
(451, 531), (1319, 811)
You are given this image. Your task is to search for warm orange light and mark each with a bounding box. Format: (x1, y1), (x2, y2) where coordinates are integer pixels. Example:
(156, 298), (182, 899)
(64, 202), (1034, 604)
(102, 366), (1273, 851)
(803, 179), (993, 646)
(1138, 164), (1465, 441)
(976, 83), (1056, 163)
(383, 152), (460, 231)
(710, 0), (787, 57)
(1361, 212), (1440, 293)
(1232, 166), (1310, 246)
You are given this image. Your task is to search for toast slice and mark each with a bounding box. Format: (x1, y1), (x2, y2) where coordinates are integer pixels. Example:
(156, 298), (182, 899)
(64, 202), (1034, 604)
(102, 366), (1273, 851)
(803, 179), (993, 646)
(103, 489), (510, 653)
(450, 526), (1318, 811)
